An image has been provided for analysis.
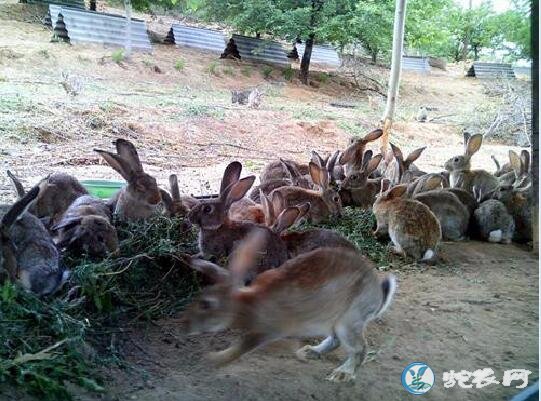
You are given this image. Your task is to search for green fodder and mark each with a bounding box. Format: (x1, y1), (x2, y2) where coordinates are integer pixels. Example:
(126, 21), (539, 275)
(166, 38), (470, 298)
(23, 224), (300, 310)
(299, 207), (389, 266)
(1, 215), (200, 400)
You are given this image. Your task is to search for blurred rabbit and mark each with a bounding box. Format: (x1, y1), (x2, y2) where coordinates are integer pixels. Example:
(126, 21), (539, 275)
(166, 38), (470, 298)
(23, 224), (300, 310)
(182, 229), (397, 383)
(94, 139), (162, 221)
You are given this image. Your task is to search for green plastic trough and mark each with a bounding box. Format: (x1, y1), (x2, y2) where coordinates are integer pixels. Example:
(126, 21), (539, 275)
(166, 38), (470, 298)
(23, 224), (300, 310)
(80, 180), (124, 199)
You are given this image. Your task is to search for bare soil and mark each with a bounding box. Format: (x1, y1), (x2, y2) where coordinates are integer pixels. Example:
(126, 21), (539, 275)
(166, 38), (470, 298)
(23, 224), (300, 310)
(0, 3), (537, 401)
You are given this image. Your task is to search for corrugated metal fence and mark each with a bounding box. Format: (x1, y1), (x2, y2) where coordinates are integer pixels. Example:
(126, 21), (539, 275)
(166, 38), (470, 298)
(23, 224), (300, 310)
(165, 24), (226, 53)
(51, 6), (152, 52)
(232, 34), (289, 66)
(296, 44), (341, 68)
(29, 0), (85, 9)
(467, 62), (516, 79)
(402, 55), (430, 73)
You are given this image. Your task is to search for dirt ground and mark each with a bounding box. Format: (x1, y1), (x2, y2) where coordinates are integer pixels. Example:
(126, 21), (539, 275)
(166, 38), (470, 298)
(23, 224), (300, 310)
(0, 3), (537, 401)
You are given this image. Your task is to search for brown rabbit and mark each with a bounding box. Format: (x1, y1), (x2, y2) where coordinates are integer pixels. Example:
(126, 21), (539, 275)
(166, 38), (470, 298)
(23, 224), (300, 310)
(259, 158), (310, 184)
(270, 162), (342, 223)
(385, 143), (427, 185)
(373, 181), (441, 263)
(339, 150), (384, 209)
(7, 170), (88, 227)
(181, 229), (397, 383)
(493, 183), (533, 243)
(444, 132), (498, 195)
(161, 174), (200, 217)
(339, 128), (383, 175)
(94, 139), (162, 221)
(187, 162), (288, 276)
(260, 191), (356, 258)
(404, 173), (444, 198)
(51, 195), (119, 258)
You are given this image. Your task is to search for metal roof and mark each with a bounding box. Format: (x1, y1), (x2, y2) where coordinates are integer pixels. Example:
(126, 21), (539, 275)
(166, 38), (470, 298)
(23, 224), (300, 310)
(51, 6), (152, 52)
(402, 55), (430, 73)
(165, 24), (226, 53)
(296, 44), (341, 68)
(232, 34), (289, 66)
(467, 62), (516, 79)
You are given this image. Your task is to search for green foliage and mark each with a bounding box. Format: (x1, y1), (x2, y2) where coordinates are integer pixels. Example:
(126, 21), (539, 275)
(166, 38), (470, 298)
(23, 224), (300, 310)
(207, 61), (219, 76)
(223, 66), (235, 76)
(314, 72), (329, 83)
(282, 65), (295, 81)
(241, 66), (252, 77)
(174, 58), (186, 71)
(2, 216), (200, 400)
(261, 65), (273, 79)
(111, 49), (124, 64)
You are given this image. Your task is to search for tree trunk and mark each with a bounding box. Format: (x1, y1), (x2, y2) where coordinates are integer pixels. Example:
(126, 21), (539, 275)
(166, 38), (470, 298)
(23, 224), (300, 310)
(90, 0), (96, 11)
(532, 0), (539, 253)
(124, 0), (132, 58)
(300, 33), (314, 84)
(371, 51), (377, 63)
(381, 0), (407, 153)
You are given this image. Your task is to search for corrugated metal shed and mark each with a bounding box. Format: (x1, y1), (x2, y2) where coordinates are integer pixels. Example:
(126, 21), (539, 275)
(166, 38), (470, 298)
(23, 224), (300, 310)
(28, 0), (85, 9)
(52, 7), (152, 52)
(467, 62), (516, 79)
(232, 34), (289, 66)
(165, 24), (226, 53)
(296, 44), (341, 68)
(402, 55), (430, 73)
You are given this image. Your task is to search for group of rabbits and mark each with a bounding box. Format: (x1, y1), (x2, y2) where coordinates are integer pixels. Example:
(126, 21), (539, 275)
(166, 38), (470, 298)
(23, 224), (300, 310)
(0, 129), (532, 383)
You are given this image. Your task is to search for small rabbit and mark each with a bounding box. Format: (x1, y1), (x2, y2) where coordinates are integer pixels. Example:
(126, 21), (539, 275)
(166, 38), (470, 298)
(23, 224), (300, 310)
(491, 154), (513, 178)
(311, 150), (344, 184)
(339, 128), (383, 175)
(259, 158), (310, 184)
(7, 170), (88, 227)
(231, 88), (262, 108)
(51, 195), (119, 258)
(2, 185), (69, 296)
(385, 143), (427, 185)
(260, 190), (356, 258)
(373, 181), (441, 263)
(339, 150), (384, 209)
(181, 229), (397, 383)
(270, 162), (342, 223)
(473, 186), (515, 244)
(188, 161), (288, 275)
(492, 183), (532, 243)
(444, 132), (498, 195)
(161, 174), (200, 217)
(94, 139), (162, 221)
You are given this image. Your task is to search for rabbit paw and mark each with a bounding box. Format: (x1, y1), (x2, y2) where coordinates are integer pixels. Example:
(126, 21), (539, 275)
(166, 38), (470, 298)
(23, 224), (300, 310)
(296, 345), (321, 360)
(326, 368), (355, 383)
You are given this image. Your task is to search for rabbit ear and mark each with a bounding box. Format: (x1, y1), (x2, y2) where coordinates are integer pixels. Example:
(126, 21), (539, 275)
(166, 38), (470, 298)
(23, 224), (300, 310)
(115, 139), (143, 173)
(326, 150), (339, 174)
(169, 174), (181, 201)
(95, 149), (133, 181)
(379, 178), (391, 194)
(362, 128), (384, 143)
(297, 202), (311, 218)
(51, 215), (82, 232)
(509, 150), (522, 176)
(7, 170), (25, 198)
(520, 149), (530, 174)
(465, 134), (483, 157)
(309, 162), (328, 189)
(259, 189), (274, 227)
(190, 257), (230, 283)
(366, 154), (383, 175)
(387, 184), (408, 199)
(491, 155), (501, 172)
(1, 185), (39, 230)
(224, 176), (255, 207)
(229, 228), (267, 287)
(463, 131), (471, 148)
(271, 191), (285, 217)
(390, 143), (403, 162)
(338, 141), (360, 165)
(159, 189), (174, 215)
(220, 161), (242, 195)
(405, 146), (426, 166)
(424, 174), (443, 191)
(361, 150), (374, 170)
(273, 206), (301, 233)
(310, 151), (324, 167)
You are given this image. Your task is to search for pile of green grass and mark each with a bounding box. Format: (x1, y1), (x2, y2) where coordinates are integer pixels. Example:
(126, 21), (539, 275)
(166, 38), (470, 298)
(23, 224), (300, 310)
(0, 216), (200, 400)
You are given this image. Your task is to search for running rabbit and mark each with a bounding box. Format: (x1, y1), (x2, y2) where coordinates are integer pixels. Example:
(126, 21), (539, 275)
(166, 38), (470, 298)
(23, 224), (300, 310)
(94, 139), (162, 221)
(182, 229), (397, 383)
(373, 181), (441, 263)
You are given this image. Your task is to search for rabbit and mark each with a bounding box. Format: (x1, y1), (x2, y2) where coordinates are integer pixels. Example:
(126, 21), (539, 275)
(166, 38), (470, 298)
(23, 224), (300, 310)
(260, 190), (356, 258)
(161, 174), (200, 217)
(492, 183), (532, 243)
(404, 173), (445, 198)
(2, 185), (69, 296)
(385, 143), (427, 185)
(94, 139), (162, 221)
(311, 150), (344, 184)
(187, 161), (288, 275)
(339, 150), (384, 209)
(373, 181), (441, 263)
(269, 161), (342, 223)
(472, 186), (515, 244)
(51, 195), (119, 258)
(181, 229), (397, 383)
(444, 187), (477, 216)
(249, 158), (313, 203)
(228, 197), (265, 224)
(339, 128), (383, 175)
(7, 170), (88, 227)
(444, 132), (498, 195)
(491, 154), (513, 178)
(260, 158), (310, 184)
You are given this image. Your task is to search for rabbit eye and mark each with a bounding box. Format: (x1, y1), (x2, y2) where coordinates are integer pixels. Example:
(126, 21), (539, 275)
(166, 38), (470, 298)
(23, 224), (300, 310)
(333, 195), (340, 203)
(454, 157), (459, 162)
(203, 205), (213, 214)
(351, 174), (358, 180)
